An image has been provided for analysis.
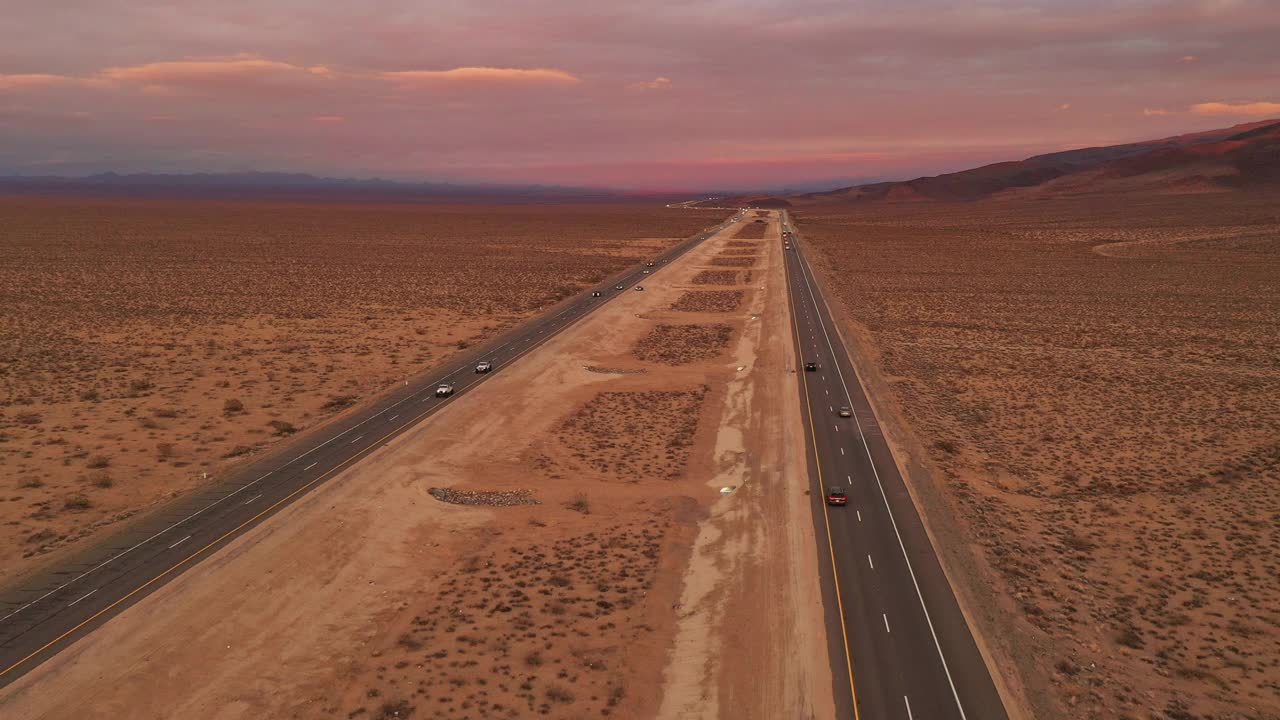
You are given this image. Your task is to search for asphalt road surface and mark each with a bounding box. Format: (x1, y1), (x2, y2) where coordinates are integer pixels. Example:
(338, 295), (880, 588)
(0, 210), (741, 688)
(780, 212), (1010, 720)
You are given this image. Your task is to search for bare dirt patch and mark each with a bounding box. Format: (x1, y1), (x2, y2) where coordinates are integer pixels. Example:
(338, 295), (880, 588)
(690, 270), (739, 285)
(671, 290), (744, 313)
(555, 388), (709, 481)
(718, 249), (759, 256)
(798, 191), (1280, 719)
(725, 240), (760, 249)
(709, 256), (757, 268)
(632, 324), (735, 366)
(0, 195), (722, 583)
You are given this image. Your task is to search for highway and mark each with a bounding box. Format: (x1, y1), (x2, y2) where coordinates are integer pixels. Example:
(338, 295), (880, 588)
(0, 209), (741, 688)
(780, 211), (1010, 720)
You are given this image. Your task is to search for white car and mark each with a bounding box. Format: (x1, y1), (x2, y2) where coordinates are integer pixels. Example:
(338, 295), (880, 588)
(475, 361), (492, 374)
(435, 383), (454, 397)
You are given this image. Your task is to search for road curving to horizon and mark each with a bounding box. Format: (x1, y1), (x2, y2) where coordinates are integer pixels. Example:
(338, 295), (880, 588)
(0, 209), (741, 689)
(780, 211), (1011, 720)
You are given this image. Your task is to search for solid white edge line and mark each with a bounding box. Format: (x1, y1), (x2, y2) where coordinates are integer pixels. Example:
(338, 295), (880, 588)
(67, 589), (97, 607)
(795, 242), (969, 719)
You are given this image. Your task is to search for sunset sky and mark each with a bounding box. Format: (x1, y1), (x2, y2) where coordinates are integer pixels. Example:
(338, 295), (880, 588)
(1, 0), (1277, 191)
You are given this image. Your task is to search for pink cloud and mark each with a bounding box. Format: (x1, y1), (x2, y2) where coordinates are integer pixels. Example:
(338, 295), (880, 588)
(628, 76), (672, 91)
(1190, 101), (1280, 116)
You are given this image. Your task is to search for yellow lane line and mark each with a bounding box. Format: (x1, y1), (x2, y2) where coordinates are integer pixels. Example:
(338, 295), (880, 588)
(784, 232), (861, 720)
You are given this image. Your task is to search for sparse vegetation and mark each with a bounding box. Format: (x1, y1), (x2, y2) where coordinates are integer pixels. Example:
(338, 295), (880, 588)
(690, 269), (739, 285)
(348, 522), (672, 719)
(555, 388), (709, 481)
(0, 195), (725, 584)
(670, 290), (744, 313)
(632, 324), (734, 365)
(799, 191), (1280, 719)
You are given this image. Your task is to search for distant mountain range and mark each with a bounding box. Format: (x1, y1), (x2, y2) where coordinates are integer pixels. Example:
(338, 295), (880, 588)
(0, 171), (633, 202)
(711, 119), (1280, 207)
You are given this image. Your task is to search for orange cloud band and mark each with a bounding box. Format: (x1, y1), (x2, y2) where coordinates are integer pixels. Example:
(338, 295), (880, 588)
(1191, 101), (1280, 116)
(381, 67), (580, 83)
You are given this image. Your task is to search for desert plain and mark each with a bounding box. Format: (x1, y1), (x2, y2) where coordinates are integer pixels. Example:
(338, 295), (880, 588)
(0, 207), (833, 719)
(795, 190), (1280, 720)
(0, 196), (722, 585)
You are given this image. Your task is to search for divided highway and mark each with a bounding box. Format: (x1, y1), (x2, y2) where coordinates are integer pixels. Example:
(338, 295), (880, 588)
(0, 210), (740, 688)
(780, 212), (1009, 720)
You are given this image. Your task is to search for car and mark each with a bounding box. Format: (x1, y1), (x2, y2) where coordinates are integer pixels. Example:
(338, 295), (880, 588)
(804, 361), (818, 371)
(615, 284), (625, 290)
(646, 261), (656, 267)
(475, 361), (492, 373)
(642, 269), (651, 274)
(591, 290), (602, 297)
(662, 259), (669, 263)
(838, 406), (852, 417)
(826, 487), (848, 506)
(435, 383), (454, 397)
(634, 285), (644, 291)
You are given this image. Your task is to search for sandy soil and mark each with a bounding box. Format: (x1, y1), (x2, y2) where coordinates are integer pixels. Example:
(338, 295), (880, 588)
(794, 192), (1280, 720)
(0, 196), (722, 586)
(0, 210), (833, 719)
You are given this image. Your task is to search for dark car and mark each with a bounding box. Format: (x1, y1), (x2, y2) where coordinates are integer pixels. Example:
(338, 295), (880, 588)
(634, 285), (644, 291)
(591, 290), (602, 297)
(646, 261), (656, 267)
(826, 487), (848, 506)
(804, 361), (818, 371)
(615, 284), (625, 290)
(837, 406), (852, 417)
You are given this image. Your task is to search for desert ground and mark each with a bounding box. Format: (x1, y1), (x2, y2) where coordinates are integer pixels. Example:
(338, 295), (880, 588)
(0, 196), (722, 586)
(0, 210), (833, 719)
(794, 191), (1280, 720)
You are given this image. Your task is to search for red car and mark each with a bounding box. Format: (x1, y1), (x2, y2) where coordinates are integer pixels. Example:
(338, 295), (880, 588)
(826, 487), (847, 506)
